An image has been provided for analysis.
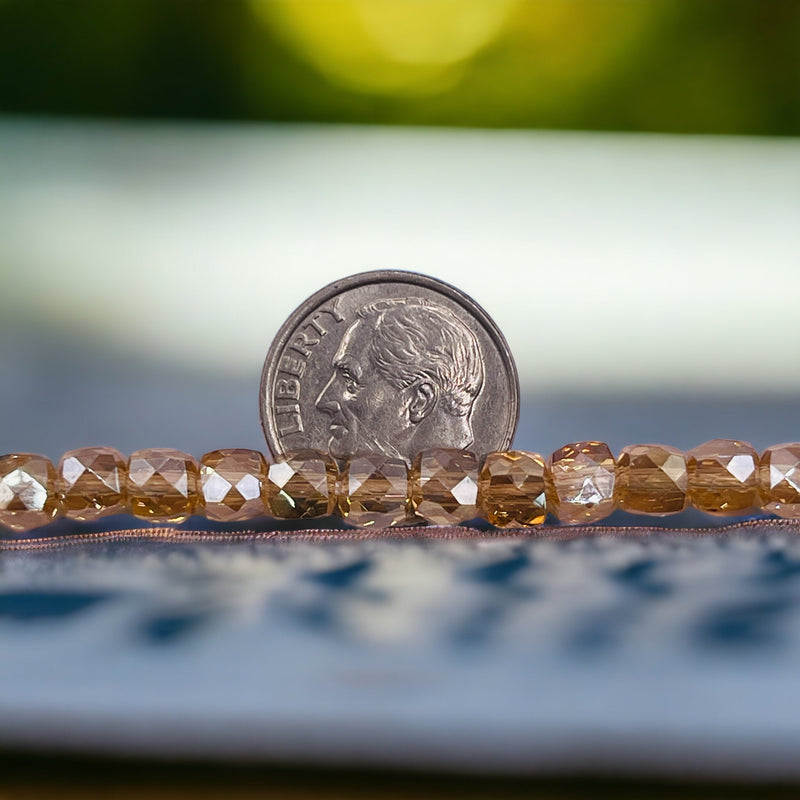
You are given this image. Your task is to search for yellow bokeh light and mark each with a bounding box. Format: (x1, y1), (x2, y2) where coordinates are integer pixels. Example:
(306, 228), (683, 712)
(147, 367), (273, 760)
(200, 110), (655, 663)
(251, 0), (518, 96)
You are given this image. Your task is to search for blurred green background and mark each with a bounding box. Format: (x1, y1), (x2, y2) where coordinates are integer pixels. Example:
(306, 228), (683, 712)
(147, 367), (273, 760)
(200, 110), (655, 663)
(1, 0), (799, 135)
(2, 0), (799, 459)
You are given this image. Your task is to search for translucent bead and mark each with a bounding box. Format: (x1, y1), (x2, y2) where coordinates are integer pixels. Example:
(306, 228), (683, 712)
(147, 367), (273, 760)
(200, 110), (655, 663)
(687, 438), (758, 516)
(0, 453), (62, 533)
(478, 450), (547, 528)
(199, 449), (269, 522)
(410, 448), (479, 525)
(548, 441), (616, 525)
(265, 449), (337, 519)
(339, 453), (409, 528)
(58, 446), (127, 521)
(127, 448), (199, 523)
(758, 442), (800, 519)
(617, 444), (688, 516)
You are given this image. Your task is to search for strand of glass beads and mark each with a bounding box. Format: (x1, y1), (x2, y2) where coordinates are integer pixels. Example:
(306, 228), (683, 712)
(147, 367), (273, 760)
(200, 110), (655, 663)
(1, 440), (800, 535)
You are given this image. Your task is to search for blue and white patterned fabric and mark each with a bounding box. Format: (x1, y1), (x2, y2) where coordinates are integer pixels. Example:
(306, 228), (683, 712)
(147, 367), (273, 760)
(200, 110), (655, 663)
(3, 524), (800, 780)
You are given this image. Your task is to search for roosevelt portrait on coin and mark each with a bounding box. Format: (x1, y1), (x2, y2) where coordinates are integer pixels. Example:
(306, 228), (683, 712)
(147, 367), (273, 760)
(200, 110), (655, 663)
(315, 298), (485, 464)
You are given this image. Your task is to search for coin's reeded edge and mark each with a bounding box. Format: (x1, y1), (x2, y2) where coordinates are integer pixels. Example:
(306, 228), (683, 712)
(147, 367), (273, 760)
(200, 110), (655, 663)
(260, 269), (520, 460)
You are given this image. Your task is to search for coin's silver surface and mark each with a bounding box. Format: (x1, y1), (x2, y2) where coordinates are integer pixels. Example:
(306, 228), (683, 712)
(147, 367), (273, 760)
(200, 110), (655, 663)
(260, 270), (519, 465)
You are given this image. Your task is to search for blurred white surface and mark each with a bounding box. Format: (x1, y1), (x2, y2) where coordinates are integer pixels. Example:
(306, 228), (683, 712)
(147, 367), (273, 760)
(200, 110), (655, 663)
(1, 118), (798, 393)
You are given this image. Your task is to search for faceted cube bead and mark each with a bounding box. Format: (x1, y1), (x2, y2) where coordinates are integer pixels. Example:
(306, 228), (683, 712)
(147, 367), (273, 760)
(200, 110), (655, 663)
(339, 454), (409, 528)
(548, 441), (616, 525)
(410, 448), (479, 525)
(58, 446), (127, 521)
(127, 448), (199, 523)
(687, 438), (759, 516)
(478, 450), (547, 528)
(265, 449), (337, 519)
(0, 453), (62, 533)
(199, 449), (269, 522)
(617, 444), (688, 516)
(758, 442), (800, 519)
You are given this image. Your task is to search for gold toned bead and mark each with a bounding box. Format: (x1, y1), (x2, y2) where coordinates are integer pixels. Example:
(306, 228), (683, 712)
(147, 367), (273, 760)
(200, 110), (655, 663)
(617, 444), (687, 516)
(127, 448), (198, 523)
(199, 449), (269, 522)
(0, 453), (62, 533)
(759, 442), (800, 519)
(58, 446), (127, 521)
(478, 450), (547, 528)
(265, 449), (337, 519)
(410, 448), (479, 525)
(339, 454), (409, 528)
(687, 438), (758, 516)
(548, 441), (616, 525)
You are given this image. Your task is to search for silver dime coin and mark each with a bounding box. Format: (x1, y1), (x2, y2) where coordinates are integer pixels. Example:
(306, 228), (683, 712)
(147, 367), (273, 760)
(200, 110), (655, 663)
(260, 270), (519, 465)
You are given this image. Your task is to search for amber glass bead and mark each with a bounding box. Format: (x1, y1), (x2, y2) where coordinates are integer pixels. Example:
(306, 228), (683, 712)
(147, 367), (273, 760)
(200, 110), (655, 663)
(265, 449), (337, 519)
(758, 442), (800, 519)
(410, 448), (479, 525)
(339, 454), (409, 528)
(687, 438), (759, 516)
(617, 444), (688, 516)
(57, 446), (127, 521)
(0, 453), (62, 533)
(548, 441), (616, 525)
(199, 449), (269, 522)
(478, 450), (547, 528)
(127, 448), (199, 523)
